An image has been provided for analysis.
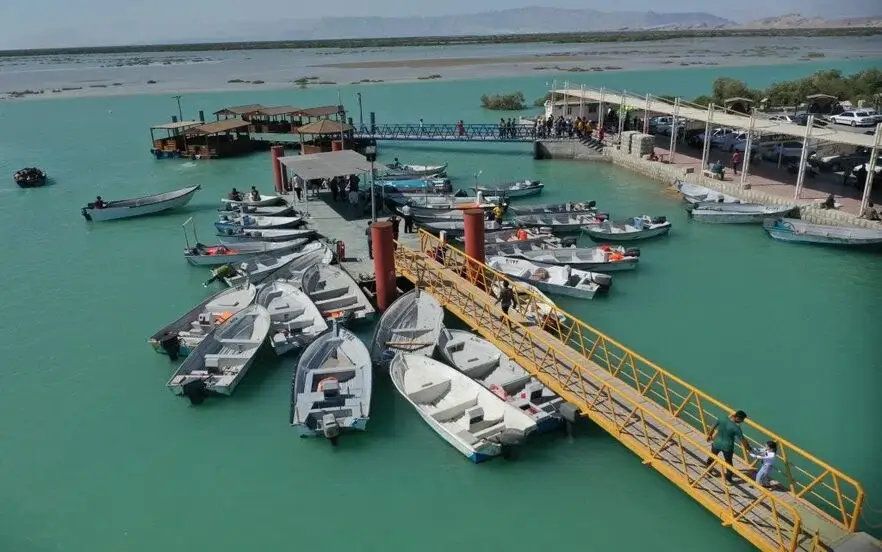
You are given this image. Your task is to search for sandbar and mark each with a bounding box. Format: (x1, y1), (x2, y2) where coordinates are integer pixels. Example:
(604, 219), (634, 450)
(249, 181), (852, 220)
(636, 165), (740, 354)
(311, 55), (603, 69)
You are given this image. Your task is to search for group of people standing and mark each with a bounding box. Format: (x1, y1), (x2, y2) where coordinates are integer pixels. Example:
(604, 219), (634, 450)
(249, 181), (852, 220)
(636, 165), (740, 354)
(533, 114), (606, 142)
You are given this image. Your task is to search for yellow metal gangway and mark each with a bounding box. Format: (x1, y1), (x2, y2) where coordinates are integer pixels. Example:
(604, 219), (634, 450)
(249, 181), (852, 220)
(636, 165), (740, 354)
(394, 230), (865, 552)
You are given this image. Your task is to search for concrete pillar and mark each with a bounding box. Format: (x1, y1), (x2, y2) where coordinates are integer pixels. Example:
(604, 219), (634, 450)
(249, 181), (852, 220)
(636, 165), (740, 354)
(793, 115), (815, 199)
(463, 209), (486, 285)
(701, 104), (714, 170)
(859, 122), (882, 215)
(668, 98), (680, 164)
(371, 220), (397, 311)
(740, 111), (756, 188)
(643, 94), (650, 135)
(270, 145), (285, 193)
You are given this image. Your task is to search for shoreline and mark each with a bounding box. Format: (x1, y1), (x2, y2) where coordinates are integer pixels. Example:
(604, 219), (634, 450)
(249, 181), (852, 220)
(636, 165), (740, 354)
(3, 27), (881, 57)
(3, 54), (874, 103)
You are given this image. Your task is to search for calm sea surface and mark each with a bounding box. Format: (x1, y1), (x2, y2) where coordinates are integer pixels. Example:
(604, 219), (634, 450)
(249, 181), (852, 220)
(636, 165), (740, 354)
(1, 56), (881, 552)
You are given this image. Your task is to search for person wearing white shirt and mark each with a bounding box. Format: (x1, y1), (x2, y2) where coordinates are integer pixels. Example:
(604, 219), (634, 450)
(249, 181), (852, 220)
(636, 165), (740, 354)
(750, 441), (777, 488)
(400, 202), (413, 233)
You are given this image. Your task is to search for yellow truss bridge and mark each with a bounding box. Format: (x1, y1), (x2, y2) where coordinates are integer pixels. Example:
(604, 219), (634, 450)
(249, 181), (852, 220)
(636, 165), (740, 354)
(393, 230), (866, 552)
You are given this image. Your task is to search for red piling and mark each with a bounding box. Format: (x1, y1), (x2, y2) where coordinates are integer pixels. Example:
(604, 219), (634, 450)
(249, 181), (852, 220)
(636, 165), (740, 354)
(371, 220), (397, 311)
(270, 145), (285, 193)
(463, 208), (486, 285)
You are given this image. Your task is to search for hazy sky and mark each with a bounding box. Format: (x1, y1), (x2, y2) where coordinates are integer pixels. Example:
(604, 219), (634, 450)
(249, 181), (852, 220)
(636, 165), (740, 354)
(2, 0), (879, 50)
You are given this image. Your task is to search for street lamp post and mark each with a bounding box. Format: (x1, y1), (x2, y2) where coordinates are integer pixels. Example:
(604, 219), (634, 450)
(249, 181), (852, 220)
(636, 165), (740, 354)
(364, 143), (377, 221)
(172, 95), (183, 121)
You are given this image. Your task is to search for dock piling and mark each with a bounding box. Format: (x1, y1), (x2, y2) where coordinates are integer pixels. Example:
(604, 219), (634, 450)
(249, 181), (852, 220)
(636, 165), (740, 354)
(463, 209), (486, 285)
(371, 220), (397, 311)
(270, 145), (285, 193)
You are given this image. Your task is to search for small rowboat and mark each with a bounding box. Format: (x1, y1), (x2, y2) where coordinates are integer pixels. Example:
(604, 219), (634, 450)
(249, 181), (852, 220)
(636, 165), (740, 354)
(674, 181), (740, 205)
(418, 219), (511, 238)
(489, 242), (639, 272)
(215, 214), (303, 231)
(487, 256), (611, 299)
(82, 185), (200, 222)
(686, 202), (797, 224)
(184, 239), (309, 266)
(762, 218), (882, 248)
(216, 227), (316, 243)
(582, 215), (671, 242)
(512, 212), (607, 233)
(221, 193), (283, 207)
(383, 162), (448, 177)
(217, 204), (294, 217)
(14, 167), (47, 188)
(508, 201), (597, 215)
(475, 180), (543, 198)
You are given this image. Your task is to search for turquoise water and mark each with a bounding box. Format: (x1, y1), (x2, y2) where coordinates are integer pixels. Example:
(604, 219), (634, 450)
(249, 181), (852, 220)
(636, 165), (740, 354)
(1, 59), (881, 552)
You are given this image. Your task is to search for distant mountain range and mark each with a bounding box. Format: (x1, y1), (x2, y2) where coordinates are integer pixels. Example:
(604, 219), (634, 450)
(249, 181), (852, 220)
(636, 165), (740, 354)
(740, 13), (882, 29)
(271, 8), (736, 40)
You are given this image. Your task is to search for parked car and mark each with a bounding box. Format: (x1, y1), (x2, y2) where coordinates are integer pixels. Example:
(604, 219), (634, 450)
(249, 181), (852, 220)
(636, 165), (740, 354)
(719, 131), (760, 153)
(761, 141), (816, 162)
(809, 150), (871, 172)
(830, 110), (880, 127)
(791, 113), (829, 128)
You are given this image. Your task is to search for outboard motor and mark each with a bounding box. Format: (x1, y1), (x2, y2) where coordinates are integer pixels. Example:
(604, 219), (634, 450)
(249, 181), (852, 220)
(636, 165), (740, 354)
(624, 247), (640, 258)
(586, 200), (597, 209)
(81, 207), (92, 221)
(560, 237), (577, 248)
(652, 216), (667, 224)
(453, 189), (468, 198)
(322, 413), (340, 445)
(159, 333), (182, 360)
(593, 273), (613, 291)
(182, 379), (207, 405)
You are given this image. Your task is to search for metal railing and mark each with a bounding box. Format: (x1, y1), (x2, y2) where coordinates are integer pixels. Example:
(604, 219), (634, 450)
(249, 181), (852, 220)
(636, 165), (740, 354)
(353, 123), (568, 142)
(393, 230), (863, 550)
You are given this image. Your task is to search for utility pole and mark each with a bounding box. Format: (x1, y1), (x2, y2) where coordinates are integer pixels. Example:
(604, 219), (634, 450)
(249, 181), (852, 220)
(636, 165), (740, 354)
(172, 95), (183, 121)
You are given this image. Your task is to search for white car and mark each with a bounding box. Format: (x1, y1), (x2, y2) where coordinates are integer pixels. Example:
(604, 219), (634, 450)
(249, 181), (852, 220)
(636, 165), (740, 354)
(768, 115), (795, 124)
(830, 110), (879, 127)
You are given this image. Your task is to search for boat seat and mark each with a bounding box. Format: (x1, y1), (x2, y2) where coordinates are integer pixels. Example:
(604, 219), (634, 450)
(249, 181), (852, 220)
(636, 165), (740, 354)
(444, 340), (465, 353)
(497, 373), (533, 391)
(204, 353), (246, 368)
(454, 430), (479, 446)
(309, 286), (349, 301)
(279, 318), (314, 331)
(471, 420), (505, 438)
(407, 379), (451, 404)
(430, 397), (479, 422)
(218, 338), (261, 346)
(460, 356), (501, 378)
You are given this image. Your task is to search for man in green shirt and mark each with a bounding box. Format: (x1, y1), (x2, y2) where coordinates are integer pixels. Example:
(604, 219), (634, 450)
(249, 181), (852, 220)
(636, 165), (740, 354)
(705, 410), (750, 483)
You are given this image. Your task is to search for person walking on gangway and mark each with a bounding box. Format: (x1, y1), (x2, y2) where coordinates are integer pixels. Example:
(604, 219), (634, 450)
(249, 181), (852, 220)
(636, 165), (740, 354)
(495, 281), (517, 316)
(749, 441), (777, 489)
(705, 409), (751, 483)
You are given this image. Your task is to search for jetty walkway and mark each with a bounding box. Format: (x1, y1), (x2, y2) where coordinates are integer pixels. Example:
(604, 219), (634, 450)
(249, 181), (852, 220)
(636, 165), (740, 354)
(391, 230), (867, 552)
(353, 123), (566, 143)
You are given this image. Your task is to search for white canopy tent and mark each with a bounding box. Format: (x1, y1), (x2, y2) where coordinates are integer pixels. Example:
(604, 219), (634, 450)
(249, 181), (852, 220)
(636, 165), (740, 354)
(554, 85), (881, 214)
(277, 149), (387, 216)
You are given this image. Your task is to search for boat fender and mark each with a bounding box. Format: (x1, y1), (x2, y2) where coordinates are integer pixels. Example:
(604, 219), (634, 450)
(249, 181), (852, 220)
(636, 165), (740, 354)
(624, 247), (640, 257)
(652, 216), (667, 224)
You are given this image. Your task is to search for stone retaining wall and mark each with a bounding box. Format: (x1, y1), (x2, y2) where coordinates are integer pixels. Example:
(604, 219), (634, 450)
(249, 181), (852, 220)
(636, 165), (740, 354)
(601, 146), (881, 229)
(534, 140), (609, 162)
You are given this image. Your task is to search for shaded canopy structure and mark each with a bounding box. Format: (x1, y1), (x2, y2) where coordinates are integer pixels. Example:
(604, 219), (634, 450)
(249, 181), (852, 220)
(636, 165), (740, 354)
(296, 120), (355, 135)
(277, 150), (385, 180)
(723, 97), (754, 114)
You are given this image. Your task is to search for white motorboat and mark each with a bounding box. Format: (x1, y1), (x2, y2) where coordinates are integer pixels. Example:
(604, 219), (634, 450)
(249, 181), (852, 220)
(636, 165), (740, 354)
(386, 193), (492, 210)
(674, 181), (740, 205)
(291, 322), (372, 440)
(763, 218), (882, 248)
(390, 354), (537, 463)
(148, 283), (258, 359)
(418, 219), (510, 238)
(167, 305), (271, 402)
(508, 201), (597, 215)
(267, 244), (335, 284)
(370, 288), (444, 369)
(686, 202), (797, 223)
(257, 281), (328, 356)
(221, 193), (283, 207)
(475, 180), (543, 198)
(489, 279), (567, 326)
(582, 216), (671, 242)
(300, 263), (376, 323)
(81, 185), (200, 222)
(438, 328), (563, 433)
(184, 239), (308, 266)
(217, 204), (295, 217)
(512, 212), (606, 233)
(490, 243), (640, 272)
(217, 227), (317, 243)
(487, 256), (610, 299)
(220, 242), (327, 287)
(384, 162), (448, 177)
(215, 214), (303, 231)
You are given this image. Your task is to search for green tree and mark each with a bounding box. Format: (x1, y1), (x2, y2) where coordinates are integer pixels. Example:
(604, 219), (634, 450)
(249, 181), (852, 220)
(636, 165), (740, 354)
(481, 92), (527, 111)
